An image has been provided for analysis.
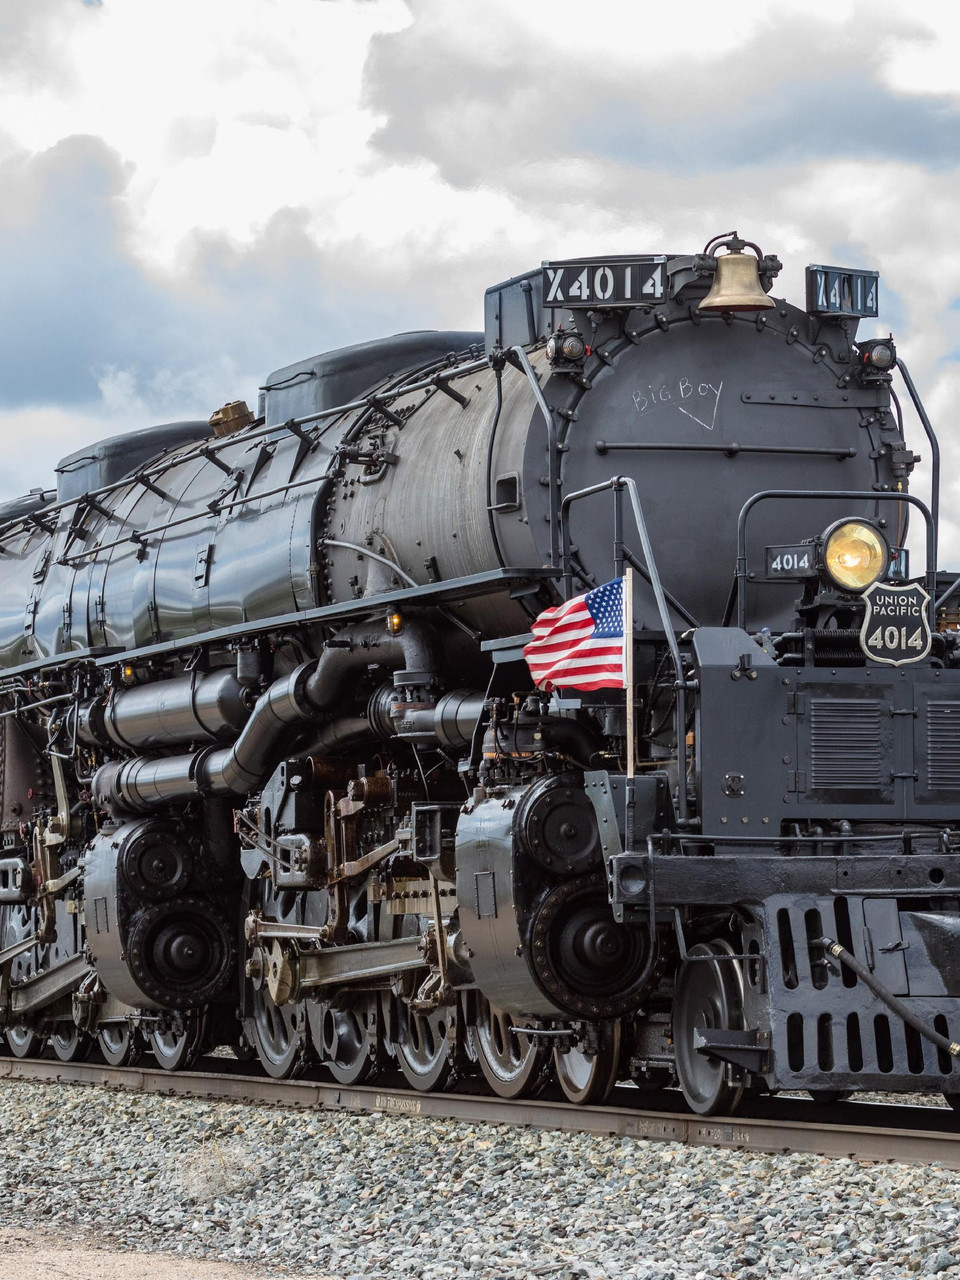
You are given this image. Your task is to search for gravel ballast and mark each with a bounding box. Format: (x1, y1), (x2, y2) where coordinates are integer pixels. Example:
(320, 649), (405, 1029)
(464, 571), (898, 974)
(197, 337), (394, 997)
(2, 1079), (960, 1279)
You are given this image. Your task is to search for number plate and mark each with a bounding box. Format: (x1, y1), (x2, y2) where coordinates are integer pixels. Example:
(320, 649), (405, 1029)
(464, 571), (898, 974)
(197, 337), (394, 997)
(764, 544), (817, 580)
(806, 264), (879, 317)
(859, 581), (932, 666)
(541, 257), (667, 308)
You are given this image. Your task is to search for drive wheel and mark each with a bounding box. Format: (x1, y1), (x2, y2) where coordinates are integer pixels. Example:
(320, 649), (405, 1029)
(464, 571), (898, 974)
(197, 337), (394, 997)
(473, 996), (548, 1099)
(97, 1023), (143, 1067)
(2, 905), (47, 1058)
(243, 878), (308, 1080)
(149, 1013), (207, 1072)
(308, 997), (378, 1086)
(673, 940), (745, 1116)
(553, 1019), (621, 1105)
(304, 887), (380, 1086)
(50, 1025), (93, 1063)
(396, 1002), (457, 1092)
(5, 1023), (45, 1059)
(379, 901), (459, 1092)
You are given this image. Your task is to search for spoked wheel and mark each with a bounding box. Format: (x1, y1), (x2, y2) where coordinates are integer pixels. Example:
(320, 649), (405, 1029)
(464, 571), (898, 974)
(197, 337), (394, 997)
(378, 898), (460, 1093)
(97, 1023), (143, 1067)
(50, 1024), (93, 1063)
(308, 997), (378, 1086)
(395, 1001), (458, 1092)
(248, 964), (304, 1078)
(304, 888), (379, 1085)
(5, 1023), (46, 1059)
(553, 1019), (621, 1105)
(243, 877), (308, 1080)
(2, 904), (47, 1059)
(149, 1013), (208, 1072)
(673, 939), (746, 1116)
(473, 997), (548, 1099)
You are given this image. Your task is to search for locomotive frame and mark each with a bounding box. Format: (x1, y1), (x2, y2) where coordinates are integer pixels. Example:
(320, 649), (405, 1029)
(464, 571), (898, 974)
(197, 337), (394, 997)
(0, 232), (958, 1115)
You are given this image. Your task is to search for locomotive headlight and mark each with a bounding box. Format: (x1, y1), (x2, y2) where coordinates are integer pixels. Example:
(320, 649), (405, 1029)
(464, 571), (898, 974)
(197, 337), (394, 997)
(822, 520), (889, 592)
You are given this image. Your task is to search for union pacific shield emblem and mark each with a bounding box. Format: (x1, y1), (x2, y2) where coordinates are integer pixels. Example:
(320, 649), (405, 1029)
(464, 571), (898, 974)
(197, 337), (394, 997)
(859, 581), (932, 666)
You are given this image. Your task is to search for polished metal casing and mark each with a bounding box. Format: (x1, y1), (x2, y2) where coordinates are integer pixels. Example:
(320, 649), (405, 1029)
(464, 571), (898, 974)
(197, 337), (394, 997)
(77, 670), (251, 750)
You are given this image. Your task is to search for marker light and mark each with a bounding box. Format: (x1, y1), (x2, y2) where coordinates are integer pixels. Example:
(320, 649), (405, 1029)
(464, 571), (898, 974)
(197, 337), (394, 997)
(546, 331), (587, 364)
(823, 520), (889, 592)
(856, 337), (897, 373)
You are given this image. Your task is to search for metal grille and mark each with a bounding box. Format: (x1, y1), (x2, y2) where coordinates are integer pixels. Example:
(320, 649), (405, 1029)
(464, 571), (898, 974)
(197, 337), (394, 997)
(810, 698), (883, 789)
(927, 700), (960, 790)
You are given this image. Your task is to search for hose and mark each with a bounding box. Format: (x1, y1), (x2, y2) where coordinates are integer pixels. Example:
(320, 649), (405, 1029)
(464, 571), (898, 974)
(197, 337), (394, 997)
(817, 936), (960, 1060)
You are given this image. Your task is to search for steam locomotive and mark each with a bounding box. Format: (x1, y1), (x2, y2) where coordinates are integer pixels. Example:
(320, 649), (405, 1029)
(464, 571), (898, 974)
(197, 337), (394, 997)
(0, 231), (957, 1115)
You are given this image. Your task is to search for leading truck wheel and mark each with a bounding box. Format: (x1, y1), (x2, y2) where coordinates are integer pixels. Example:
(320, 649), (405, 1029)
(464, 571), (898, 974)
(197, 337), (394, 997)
(673, 940), (746, 1116)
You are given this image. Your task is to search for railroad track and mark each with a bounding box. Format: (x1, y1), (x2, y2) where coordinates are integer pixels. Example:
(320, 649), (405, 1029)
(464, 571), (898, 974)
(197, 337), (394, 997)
(3, 1054), (960, 1171)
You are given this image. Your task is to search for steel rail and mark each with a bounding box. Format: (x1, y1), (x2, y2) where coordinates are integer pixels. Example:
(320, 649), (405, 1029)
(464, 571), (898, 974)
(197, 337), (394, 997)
(3, 1057), (960, 1171)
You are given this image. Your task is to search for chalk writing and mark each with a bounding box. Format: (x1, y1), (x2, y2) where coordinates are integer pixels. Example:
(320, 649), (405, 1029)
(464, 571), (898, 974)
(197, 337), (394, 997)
(632, 376), (723, 431)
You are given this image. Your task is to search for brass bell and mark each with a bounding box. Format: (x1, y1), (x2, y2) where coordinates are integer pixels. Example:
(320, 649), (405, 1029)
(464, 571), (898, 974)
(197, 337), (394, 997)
(698, 238), (774, 314)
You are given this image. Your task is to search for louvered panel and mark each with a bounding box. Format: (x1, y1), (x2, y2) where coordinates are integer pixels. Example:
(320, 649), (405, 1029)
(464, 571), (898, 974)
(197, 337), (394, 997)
(926, 700), (960, 790)
(809, 698), (883, 789)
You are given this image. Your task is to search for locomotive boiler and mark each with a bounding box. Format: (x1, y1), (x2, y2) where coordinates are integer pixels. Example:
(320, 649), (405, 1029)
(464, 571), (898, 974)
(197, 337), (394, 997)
(0, 230), (957, 1114)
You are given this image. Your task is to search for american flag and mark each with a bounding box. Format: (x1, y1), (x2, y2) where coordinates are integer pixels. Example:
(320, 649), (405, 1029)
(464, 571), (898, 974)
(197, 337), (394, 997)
(523, 578), (627, 691)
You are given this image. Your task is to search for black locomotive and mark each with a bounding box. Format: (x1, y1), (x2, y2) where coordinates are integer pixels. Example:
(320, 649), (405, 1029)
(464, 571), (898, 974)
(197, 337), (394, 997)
(0, 231), (957, 1114)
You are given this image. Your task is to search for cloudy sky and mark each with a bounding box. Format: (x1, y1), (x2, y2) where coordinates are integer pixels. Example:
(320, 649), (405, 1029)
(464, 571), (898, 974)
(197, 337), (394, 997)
(2, 0), (960, 559)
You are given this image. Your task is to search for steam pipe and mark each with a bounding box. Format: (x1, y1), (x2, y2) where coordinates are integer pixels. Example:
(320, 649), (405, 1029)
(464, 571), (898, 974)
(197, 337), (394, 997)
(304, 620), (441, 709)
(93, 663), (319, 812)
(92, 622), (453, 815)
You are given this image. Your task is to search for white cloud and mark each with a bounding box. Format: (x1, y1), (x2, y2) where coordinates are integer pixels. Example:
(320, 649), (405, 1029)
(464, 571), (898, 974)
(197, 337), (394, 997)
(0, 0), (959, 576)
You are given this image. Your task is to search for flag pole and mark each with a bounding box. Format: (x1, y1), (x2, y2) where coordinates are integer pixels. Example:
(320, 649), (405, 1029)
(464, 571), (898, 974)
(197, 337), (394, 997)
(624, 566), (635, 852)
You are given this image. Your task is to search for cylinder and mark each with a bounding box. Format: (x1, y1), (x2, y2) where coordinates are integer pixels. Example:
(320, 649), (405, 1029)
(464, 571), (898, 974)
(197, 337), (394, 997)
(92, 663), (321, 813)
(78, 670), (252, 751)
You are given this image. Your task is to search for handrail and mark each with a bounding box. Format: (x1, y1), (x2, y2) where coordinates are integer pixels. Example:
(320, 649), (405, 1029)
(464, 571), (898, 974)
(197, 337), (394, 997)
(560, 474), (691, 825)
(0, 352), (488, 547)
(560, 476), (685, 684)
(897, 359), (939, 566)
(735, 488), (936, 632)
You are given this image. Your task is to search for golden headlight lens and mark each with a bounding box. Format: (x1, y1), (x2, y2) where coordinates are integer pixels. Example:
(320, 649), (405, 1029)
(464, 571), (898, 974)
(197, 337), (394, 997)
(823, 521), (888, 591)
